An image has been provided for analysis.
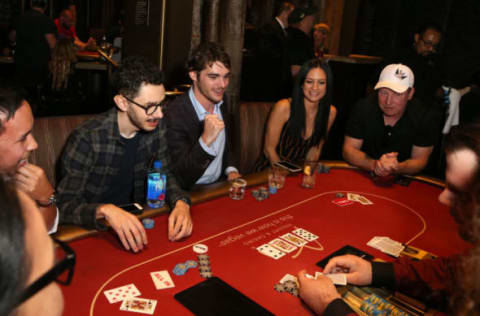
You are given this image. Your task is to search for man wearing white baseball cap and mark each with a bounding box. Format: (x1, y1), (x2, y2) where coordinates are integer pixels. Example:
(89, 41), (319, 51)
(343, 64), (439, 177)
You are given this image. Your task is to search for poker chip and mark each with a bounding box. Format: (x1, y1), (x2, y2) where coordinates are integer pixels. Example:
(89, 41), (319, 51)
(336, 192), (345, 198)
(142, 218), (154, 229)
(193, 244), (208, 254)
(197, 254), (210, 261)
(273, 283), (286, 293)
(199, 266), (211, 273)
(185, 260), (198, 268)
(200, 271), (212, 278)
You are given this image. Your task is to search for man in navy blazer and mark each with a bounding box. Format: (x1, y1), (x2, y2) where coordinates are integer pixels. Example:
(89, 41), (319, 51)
(165, 42), (241, 190)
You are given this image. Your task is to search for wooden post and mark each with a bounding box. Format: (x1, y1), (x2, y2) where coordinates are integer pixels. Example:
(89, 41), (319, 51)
(220, 0), (247, 113)
(191, 0), (203, 50)
(206, 0), (220, 42)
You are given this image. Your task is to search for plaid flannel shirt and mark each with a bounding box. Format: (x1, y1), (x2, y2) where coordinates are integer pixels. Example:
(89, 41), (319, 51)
(57, 108), (190, 230)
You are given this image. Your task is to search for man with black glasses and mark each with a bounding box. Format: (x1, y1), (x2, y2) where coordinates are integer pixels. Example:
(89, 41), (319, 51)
(56, 56), (193, 252)
(343, 64), (439, 177)
(0, 178), (74, 316)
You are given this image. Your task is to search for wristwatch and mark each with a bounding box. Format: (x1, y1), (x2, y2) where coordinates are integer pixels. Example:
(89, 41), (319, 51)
(37, 193), (57, 207)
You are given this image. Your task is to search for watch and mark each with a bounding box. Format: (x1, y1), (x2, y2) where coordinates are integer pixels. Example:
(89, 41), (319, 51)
(38, 193), (57, 207)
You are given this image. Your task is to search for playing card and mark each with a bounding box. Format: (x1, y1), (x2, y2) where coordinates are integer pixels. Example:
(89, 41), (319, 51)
(104, 284), (141, 304)
(120, 298), (157, 314)
(356, 195), (373, 205)
(347, 193), (361, 202)
(269, 238), (298, 253)
(292, 228), (319, 241)
(257, 244), (286, 259)
(279, 273), (299, 287)
(314, 272), (347, 285)
(280, 233), (308, 247)
(332, 198), (354, 207)
(150, 270), (175, 290)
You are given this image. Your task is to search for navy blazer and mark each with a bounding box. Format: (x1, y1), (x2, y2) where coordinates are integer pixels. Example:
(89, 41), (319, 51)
(164, 92), (237, 190)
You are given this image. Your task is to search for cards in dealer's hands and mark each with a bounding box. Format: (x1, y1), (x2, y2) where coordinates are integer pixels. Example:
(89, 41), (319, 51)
(120, 297), (157, 315)
(104, 283), (141, 304)
(314, 272), (347, 285)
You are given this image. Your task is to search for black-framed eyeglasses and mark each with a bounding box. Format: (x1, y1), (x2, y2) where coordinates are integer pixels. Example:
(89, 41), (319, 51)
(123, 95), (166, 115)
(17, 238), (76, 305)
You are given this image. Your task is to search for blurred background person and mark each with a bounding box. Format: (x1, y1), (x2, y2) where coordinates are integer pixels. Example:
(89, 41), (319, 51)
(313, 22), (330, 58)
(254, 59), (336, 171)
(54, 9), (95, 50)
(287, 6), (316, 78)
(9, 0), (56, 112)
(255, 1), (295, 101)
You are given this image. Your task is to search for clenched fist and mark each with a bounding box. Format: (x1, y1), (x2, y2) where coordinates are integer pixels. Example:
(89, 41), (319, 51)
(201, 114), (225, 146)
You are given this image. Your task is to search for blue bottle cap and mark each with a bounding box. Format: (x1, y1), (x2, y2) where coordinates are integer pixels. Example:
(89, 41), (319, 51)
(153, 161), (162, 169)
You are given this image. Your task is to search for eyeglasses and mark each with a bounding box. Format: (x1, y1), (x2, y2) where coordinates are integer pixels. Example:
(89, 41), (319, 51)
(420, 37), (439, 51)
(17, 238), (76, 305)
(123, 95), (166, 115)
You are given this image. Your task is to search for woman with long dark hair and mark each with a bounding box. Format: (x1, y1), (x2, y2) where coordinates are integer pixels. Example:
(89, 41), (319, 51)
(254, 59), (336, 171)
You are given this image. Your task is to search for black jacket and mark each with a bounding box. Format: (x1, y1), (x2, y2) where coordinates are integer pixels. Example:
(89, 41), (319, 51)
(164, 92), (237, 190)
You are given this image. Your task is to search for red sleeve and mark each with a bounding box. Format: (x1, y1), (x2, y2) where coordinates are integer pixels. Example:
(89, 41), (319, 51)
(71, 25), (77, 38)
(393, 255), (461, 306)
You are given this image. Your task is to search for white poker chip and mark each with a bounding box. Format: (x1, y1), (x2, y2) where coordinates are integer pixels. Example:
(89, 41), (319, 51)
(193, 244), (208, 254)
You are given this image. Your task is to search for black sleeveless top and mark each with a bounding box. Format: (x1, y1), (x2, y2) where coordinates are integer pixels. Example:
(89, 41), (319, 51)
(254, 119), (317, 172)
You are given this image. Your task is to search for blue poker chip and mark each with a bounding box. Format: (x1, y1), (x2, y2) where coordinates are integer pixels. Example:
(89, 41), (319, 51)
(142, 218), (154, 229)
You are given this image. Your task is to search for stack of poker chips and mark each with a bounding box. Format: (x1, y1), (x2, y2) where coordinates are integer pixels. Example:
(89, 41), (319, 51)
(251, 186), (269, 201)
(197, 254), (212, 278)
(273, 280), (298, 297)
(172, 260), (198, 276)
(360, 294), (407, 316)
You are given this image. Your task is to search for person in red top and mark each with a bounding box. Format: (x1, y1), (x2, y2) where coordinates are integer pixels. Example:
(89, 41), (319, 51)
(54, 9), (95, 50)
(298, 123), (480, 315)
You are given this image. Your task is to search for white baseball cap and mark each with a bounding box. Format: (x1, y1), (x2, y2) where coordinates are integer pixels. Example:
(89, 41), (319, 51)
(374, 64), (414, 93)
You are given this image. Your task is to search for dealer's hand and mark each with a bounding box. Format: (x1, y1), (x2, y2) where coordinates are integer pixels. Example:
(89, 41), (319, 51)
(15, 163), (54, 202)
(297, 270), (341, 315)
(168, 200), (193, 241)
(97, 204), (147, 252)
(201, 114), (225, 146)
(323, 254), (372, 285)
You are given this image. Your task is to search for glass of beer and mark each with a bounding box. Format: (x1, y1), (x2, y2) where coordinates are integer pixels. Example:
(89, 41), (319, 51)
(301, 160), (317, 189)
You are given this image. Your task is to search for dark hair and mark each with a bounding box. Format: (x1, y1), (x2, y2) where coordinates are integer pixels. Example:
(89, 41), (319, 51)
(275, 1), (294, 16)
(112, 56), (165, 99)
(31, 0), (48, 9)
(0, 179), (27, 315)
(186, 42), (231, 73)
(0, 85), (26, 133)
(288, 59), (333, 146)
(416, 22), (443, 37)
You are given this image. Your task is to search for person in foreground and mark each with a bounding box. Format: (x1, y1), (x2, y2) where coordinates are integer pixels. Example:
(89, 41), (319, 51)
(254, 59), (336, 171)
(298, 123), (480, 315)
(0, 85), (58, 233)
(343, 63), (438, 177)
(165, 42), (240, 190)
(56, 56), (193, 252)
(0, 178), (72, 316)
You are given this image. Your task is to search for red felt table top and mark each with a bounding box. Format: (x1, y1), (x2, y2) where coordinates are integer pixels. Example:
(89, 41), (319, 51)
(61, 169), (470, 316)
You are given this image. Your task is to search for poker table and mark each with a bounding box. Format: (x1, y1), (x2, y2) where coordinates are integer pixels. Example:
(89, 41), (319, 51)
(58, 164), (470, 316)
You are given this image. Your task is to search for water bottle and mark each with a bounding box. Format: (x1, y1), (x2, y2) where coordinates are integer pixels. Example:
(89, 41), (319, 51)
(147, 161), (166, 208)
